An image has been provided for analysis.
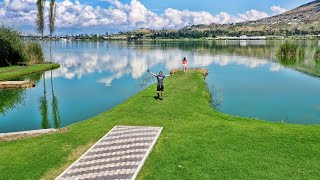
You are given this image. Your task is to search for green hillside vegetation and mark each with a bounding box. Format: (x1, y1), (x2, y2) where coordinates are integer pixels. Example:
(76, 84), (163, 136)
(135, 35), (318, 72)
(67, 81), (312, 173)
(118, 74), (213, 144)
(0, 26), (45, 67)
(122, 23), (320, 40)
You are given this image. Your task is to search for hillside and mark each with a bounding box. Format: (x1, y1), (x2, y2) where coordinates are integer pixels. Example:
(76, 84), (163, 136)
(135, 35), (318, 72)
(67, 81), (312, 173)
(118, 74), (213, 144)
(123, 0), (320, 39)
(251, 0), (320, 25)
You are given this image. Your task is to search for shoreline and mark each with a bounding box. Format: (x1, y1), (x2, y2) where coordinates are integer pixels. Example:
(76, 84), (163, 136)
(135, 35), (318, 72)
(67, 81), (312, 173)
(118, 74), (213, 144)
(21, 36), (320, 41)
(0, 129), (58, 141)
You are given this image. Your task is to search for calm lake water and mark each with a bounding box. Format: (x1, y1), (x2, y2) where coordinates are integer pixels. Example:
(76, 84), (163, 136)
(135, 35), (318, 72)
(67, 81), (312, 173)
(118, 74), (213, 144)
(1, 40), (320, 133)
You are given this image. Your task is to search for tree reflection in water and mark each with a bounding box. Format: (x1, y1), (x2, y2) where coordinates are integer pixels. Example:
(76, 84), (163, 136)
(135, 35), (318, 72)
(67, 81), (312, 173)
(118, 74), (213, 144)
(0, 89), (25, 115)
(51, 70), (61, 128)
(40, 73), (49, 129)
(0, 73), (43, 116)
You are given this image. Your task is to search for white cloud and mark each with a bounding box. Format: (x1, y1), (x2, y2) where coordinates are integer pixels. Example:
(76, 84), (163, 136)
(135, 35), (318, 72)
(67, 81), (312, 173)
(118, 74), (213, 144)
(270, 5), (287, 15)
(0, 0), (282, 33)
(0, 8), (5, 16)
(237, 10), (269, 22)
(7, 0), (34, 12)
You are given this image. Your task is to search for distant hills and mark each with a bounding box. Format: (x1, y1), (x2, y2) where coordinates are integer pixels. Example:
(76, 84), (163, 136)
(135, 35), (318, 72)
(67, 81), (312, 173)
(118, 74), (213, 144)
(122, 0), (320, 39)
(252, 0), (320, 25)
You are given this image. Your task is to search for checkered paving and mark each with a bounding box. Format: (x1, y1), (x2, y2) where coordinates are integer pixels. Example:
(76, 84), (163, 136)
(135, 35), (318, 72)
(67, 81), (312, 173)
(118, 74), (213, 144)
(56, 126), (163, 180)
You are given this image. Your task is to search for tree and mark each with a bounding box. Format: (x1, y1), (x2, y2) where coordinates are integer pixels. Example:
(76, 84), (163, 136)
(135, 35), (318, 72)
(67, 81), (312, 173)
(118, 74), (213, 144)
(49, 0), (56, 37)
(36, 0), (45, 37)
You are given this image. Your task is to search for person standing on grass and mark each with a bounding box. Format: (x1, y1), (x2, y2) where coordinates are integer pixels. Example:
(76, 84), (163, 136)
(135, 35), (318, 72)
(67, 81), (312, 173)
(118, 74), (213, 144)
(182, 57), (187, 72)
(147, 69), (170, 100)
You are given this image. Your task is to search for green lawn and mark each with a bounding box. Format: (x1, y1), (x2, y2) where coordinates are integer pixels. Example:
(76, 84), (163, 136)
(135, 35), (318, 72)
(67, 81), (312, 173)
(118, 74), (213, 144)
(0, 63), (60, 81)
(0, 71), (320, 179)
(0, 66), (21, 73)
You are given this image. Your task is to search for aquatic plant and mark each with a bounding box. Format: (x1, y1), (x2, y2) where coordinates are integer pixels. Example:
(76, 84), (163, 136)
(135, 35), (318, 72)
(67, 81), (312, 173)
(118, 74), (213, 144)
(277, 43), (305, 65)
(24, 42), (44, 64)
(314, 49), (320, 64)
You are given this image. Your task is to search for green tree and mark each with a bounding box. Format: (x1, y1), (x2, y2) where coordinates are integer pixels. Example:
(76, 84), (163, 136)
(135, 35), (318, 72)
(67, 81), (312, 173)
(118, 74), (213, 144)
(36, 0), (45, 37)
(49, 0), (56, 37)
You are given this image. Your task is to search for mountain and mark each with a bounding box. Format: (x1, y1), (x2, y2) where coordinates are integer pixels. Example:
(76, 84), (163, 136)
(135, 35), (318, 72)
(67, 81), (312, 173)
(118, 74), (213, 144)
(249, 0), (320, 25)
(125, 0), (320, 39)
(183, 0), (320, 37)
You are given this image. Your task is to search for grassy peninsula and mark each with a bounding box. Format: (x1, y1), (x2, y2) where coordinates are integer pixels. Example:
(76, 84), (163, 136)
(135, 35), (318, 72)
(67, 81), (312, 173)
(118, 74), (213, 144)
(0, 71), (320, 179)
(0, 63), (60, 81)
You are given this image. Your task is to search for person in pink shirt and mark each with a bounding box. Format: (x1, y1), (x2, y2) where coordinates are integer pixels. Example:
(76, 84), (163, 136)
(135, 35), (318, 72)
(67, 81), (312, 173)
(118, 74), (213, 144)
(182, 57), (187, 72)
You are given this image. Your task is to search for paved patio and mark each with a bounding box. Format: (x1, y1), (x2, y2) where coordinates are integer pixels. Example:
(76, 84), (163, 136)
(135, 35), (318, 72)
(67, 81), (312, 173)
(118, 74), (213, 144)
(56, 126), (162, 180)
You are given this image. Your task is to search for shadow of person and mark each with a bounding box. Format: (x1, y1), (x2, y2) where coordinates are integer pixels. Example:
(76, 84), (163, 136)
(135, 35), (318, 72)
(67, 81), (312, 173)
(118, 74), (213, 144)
(153, 96), (159, 100)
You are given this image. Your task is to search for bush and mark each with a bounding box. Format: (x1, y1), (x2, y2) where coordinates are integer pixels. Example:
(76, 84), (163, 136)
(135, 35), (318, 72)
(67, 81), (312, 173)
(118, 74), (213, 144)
(0, 26), (26, 67)
(314, 49), (320, 64)
(25, 42), (44, 64)
(277, 43), (305, 65)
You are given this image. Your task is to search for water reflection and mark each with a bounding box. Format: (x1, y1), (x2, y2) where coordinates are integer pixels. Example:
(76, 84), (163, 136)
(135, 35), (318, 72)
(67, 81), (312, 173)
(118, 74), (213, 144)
(137, 74), (155, 91)
(39, 72), (61, 129)
(207, 82), (223, 110)
(43, 40), (320, 87)
(1, 40), (320, 133)
(45, 41), (290, 88)
(0, 71), (61, 131)
(0, 89), (25, 115)
(39, 92), (49, 129)
(51, 71), (61, 129)
(0, 72), (44, 116)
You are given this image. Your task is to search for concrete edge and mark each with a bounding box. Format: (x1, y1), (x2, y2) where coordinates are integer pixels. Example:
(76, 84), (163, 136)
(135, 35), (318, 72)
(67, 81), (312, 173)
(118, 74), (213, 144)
(0, 128), (57, 137)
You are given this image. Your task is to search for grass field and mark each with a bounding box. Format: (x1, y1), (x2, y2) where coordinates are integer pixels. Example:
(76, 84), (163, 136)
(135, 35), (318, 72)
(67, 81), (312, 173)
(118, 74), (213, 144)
(0, 71), (320, 179)
(0, 63), (60, 81)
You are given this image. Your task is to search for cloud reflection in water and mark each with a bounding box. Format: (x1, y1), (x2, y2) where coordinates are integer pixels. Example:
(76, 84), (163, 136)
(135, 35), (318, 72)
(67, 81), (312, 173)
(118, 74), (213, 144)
(46, 42), (282, 86)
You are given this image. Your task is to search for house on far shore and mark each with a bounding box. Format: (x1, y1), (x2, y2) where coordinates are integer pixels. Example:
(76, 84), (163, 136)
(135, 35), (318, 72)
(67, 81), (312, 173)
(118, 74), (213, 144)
(240, 35), (266, 40)
(213, 35), (267, 40)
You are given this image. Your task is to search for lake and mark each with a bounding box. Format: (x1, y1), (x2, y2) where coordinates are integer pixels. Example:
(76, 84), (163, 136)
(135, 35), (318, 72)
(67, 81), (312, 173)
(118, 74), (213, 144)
(1, 40), (320, 133)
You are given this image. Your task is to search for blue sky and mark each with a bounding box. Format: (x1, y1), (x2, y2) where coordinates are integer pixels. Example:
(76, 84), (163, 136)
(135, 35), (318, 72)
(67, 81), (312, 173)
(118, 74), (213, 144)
(0, 0), (314, 35)
(146, 0), (308, 13)
(81, 0), (311, 14)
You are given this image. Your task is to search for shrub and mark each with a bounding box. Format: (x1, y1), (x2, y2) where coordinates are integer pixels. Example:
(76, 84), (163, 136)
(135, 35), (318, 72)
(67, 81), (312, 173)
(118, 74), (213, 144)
(277, 43), (305, 65)
(314, 49), (320, 64)
(0, 26), (26, 67)
(25, 42), (44, 64)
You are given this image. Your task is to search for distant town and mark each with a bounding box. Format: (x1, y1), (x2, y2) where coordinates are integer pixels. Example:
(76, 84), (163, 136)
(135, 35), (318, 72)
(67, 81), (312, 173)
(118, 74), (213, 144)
(20, 30), (320, 41)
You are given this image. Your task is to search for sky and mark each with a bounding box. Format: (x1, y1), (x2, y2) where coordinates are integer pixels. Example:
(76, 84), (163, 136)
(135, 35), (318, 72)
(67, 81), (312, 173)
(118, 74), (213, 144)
(0, 0), (313, 35)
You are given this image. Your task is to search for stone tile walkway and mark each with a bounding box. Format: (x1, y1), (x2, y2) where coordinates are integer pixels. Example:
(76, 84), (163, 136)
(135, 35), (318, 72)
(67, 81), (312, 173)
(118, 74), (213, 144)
(56, 126), (163, 180)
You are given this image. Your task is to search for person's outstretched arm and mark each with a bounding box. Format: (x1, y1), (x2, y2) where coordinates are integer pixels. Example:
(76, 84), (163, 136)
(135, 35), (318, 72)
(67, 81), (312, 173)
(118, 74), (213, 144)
(165, 74), (171, 78)
(147, 69), (157, 77)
